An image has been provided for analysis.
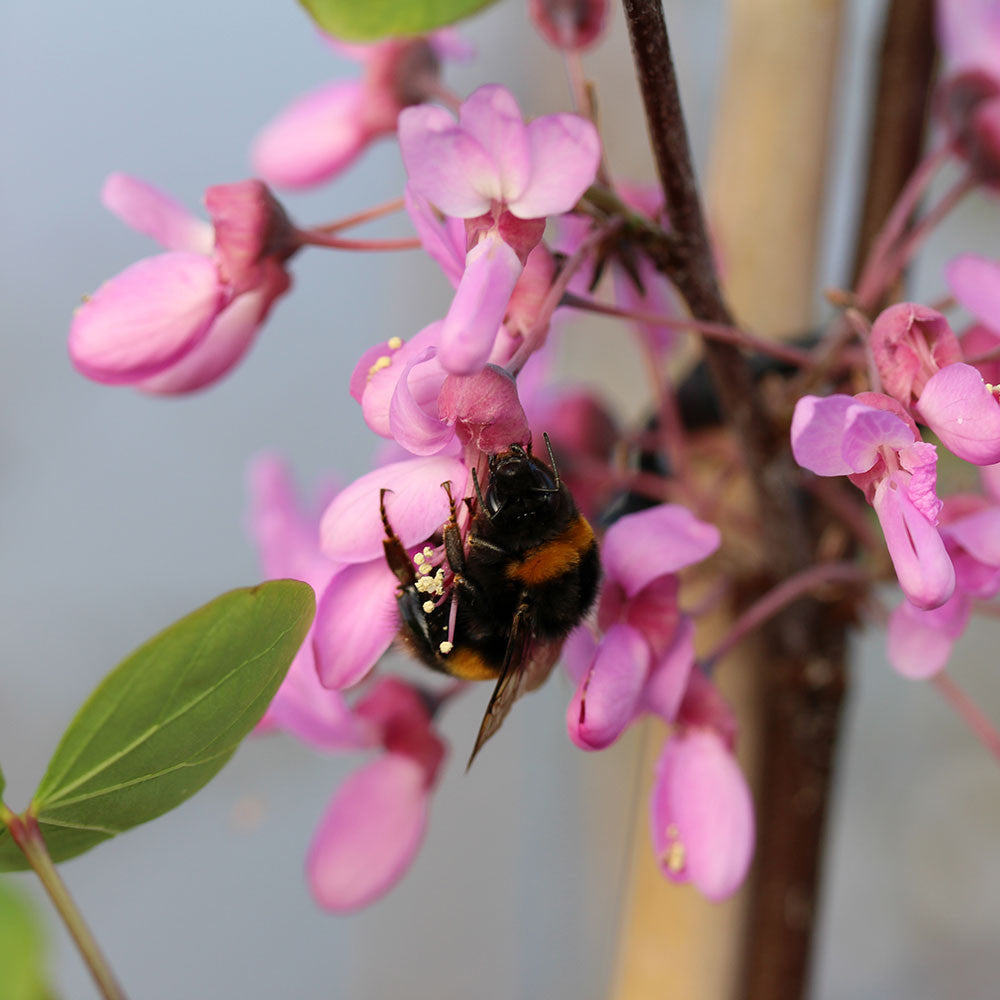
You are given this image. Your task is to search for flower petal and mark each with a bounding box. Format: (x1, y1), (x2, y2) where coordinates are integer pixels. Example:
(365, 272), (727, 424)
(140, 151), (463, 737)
(602, 504), (721, 598)
(101, 173), (213, 254)
(319, 455), (468, 563)
(790, 394), (860, 476)
(916, 362), (1000, 465)
(137, 262), (289, 394)
(458, 85), (531, 203)
(438, 363), (531, 454)
(506, 113), (601, 218)
(69, 253), (225, 384)
(944, 506), (1000, 566)
(252, 81), (370, 190)
(650, 728), (754, 901)
(560, 624), (598, 686)
(388, 348), (453, 455)
(566, 624), (649, 750)
(398, 104), (495, 217)
(355, 323), (442, 437)
(946, 254), (1000, 332)
(886, 591), (971, 680)
(439, 231), (523, 374)
(873, 472), (955, 610)
(404, 184), (466, 287)
(642, 616), (695, 722)
(313, 560), (401, 689)
(842, 404), (915, 472)
(307, 754), (430, 912)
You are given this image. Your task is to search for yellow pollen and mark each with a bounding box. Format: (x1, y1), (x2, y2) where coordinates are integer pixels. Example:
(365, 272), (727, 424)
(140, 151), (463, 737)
(423, 600), (435, 613)
(439, 640), (454, 654)
(367, 355), (392, 379)
(387, 336), (403, 350)
(422, 547), (434, 558)
(664, 840), (686, 874)
(413, 552), (426, 566)
(418, 563), (433, 575)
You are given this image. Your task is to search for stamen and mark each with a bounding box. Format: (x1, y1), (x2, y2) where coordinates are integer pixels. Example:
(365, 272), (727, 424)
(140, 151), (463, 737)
(423, 600), (435, 614)
(418, 562), (433, 576)
(660, 824), (686, 874)
(387, 336), (403, 350)
(413, 552), (425, 566)
(439, 640), (454, 655)
(367, 355), (392, 379)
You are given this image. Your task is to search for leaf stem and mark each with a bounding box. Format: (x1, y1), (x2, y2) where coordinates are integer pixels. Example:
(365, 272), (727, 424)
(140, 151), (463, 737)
(0, 806), (128, 1000)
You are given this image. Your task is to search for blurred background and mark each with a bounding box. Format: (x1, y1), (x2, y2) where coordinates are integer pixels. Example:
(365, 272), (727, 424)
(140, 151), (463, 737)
(1, 0), (998, 996)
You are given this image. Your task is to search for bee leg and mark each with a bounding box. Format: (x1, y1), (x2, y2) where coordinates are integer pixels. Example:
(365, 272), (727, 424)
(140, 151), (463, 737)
(380, 487), (418, 588)
(441, 480), (467, 577)
(468, 535), (508, 557)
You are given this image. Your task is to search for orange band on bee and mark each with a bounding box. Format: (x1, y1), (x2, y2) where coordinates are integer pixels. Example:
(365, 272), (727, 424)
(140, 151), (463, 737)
(443, 646), (501, 680)
(505, 516), (595, 586)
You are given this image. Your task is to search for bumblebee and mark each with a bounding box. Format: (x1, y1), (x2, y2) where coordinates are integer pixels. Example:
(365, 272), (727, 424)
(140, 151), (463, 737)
(381, 435), (600, 766)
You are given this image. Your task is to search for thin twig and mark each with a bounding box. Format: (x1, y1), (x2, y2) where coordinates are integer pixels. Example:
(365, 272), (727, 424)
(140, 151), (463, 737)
(562, 292), (815, 367)
(933, 672), (1000, 762)
(703, 563), (869, 672)
(310, 196), (407, 234)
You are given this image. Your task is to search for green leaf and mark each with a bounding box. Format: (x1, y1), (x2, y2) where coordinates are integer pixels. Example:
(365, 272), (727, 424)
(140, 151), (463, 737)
(0, 878), (51, 1000)
(298, 0), (498, 41)
(0, 582), (314, 871)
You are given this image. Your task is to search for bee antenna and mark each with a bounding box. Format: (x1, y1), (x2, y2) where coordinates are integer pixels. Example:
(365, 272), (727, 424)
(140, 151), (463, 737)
(543, 433), (561, 489)
(471, 467), (492, 521)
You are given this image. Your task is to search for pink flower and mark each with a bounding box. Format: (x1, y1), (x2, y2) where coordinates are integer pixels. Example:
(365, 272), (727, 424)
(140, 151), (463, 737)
(398, 85), (600, 373)
(650, 725), (754, 901)
(252, 34), (467, 190)
(306, 677), (447, 911)
(350, 329), (531, 456)
(791, 393), (955, 608)
(887, 591), (971, 680)
(248, 456), (376, 750)
(563, 504), (720, 750)
(69, 174), (296, 393)
(312, 454), (469, 689)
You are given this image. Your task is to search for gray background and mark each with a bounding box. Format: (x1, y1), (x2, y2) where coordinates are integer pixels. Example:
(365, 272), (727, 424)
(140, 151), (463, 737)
(1, 0), (998, 997)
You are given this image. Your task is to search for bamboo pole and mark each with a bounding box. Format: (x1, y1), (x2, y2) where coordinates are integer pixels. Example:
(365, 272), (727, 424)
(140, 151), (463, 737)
(611, 3), (845, 999)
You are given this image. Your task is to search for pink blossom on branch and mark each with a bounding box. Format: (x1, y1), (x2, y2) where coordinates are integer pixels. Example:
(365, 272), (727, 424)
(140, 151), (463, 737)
(252, 33), (469, 190)
(398, 84), (600, 373)
(69, 174), (297, 394)
(307, 678), (447, 912)
(791, 393), (955, 609)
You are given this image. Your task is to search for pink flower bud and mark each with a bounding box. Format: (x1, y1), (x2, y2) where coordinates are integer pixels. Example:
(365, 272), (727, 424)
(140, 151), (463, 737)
(870, 303), (961, 405)
(437, 364), (531, 453)
(528, 0), (608, 51)
(204, 180), (297, 294)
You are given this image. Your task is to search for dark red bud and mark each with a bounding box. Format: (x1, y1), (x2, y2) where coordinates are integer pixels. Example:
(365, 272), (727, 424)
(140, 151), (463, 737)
(528, 0), (608, 52)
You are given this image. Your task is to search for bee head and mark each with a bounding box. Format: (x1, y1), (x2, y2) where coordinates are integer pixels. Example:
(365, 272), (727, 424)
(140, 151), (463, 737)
(483, 443), (561, 522)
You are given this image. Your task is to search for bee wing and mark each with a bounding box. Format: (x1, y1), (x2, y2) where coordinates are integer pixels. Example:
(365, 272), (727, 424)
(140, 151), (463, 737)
(466, 597), (537, 770)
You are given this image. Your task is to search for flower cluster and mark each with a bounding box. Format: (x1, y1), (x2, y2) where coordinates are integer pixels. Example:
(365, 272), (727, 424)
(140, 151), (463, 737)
(562, 505), (754, 900)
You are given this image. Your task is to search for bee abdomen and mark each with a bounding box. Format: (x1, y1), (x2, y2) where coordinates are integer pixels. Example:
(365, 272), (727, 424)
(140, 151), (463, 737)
(504, 516), (595, 586)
